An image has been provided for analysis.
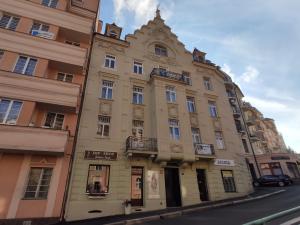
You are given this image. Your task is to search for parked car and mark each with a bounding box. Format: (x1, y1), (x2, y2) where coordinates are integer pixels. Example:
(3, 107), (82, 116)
(253, 175), (293, 187)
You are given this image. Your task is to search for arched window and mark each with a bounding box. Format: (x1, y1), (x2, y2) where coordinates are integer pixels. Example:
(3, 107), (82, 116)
(155, 44), (168, 56)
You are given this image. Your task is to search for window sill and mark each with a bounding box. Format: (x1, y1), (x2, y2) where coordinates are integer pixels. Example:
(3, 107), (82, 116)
(95, 135), (110, 140)
(167, 102), (178, 105)
(189, 111), (197, 115)
(132, 103), (145, 106)
(86, 192), (109, 199)
(99, 98), (114, 102)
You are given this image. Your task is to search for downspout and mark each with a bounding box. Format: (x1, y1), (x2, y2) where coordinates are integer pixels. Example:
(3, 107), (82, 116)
(59, 1), (101, 222)
(233, 86), (262, 178)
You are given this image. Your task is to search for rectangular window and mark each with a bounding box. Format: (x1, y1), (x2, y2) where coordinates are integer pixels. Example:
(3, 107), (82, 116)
(101, 80), (113, 99)
(13, 56), (37, 76)
(191, 128), (201, 144)
(97, 116), (110, 137)
(42, 0), (58, 8)
(24, 168), (53, 199)
(132, 120), (144, 139)
(86, 165), (110, 195)
(203, 77), (212, 90)
(57, 72), (73, 83)
(242, 139), (249, 153)
(31, 22), (49, 35)
(133, 61), (143, 74)
(221, 170), (236, 192)
(0, 14), (20, 31)
(0, 99), (22, 125)
(131, 167), (144, 206)
(104, 55), (116, 69)
(44, 112), (64, 129)
(215, 131), (225, 149)
(166, 86), (176, 103)
(208, 101), (218, 118)
(133, 86), (143, 104)
(155, 45), (168, 56)
(187, 96), (196, 113)
(183, 71), (191, 85)
(169, 119), (180, 140)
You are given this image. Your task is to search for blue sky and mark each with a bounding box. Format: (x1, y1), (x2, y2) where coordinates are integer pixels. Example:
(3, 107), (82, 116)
(100, 0), (300, 153)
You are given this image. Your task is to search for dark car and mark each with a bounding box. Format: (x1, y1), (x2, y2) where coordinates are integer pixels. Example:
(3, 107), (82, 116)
(253, 175), (293, 187)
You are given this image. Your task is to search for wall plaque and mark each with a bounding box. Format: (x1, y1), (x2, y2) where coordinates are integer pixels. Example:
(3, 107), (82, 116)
(214, 159), (235, 167)
(84, 151), (117, 161)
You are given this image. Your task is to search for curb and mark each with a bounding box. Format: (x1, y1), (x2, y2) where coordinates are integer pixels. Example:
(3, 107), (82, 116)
(105, 189), (286, 225)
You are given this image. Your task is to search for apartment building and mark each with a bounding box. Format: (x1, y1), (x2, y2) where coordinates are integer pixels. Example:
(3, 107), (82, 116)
(0, 0), (99, 224)
(241, 102), (300, 179)
(65, 10), (253, 221)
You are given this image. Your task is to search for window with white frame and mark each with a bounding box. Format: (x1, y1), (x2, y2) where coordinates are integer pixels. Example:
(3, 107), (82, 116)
(57, 72), (73, 83)
(203, 77), (213, 90)
(13, 56), (37, 76)
(191, 128), (201, 144)
(97, 115), (110, 137)
(155, 45), (168, 56)
(101, 80), (113, 99)
(104, 55), (116, 69)
(208, 101), (218, 118)
(166, 86), (176, 103)
(183, 71), (191, 85)
(42, 0), (59, 8)
(133, 86), (143, 104)
(31, 22), (49, 35)
(86, 165), (110, 195)
(0, 14), (20, 31)
(215, 131), (225, 149)
(133, 61), (143, 74)
(169, 119), (180, 140)
(132, 120), (144, 139)
(44, 112), (64, 129)
(0, 99), (22, 125)
(24, 168), (53, 199)
(187, 96), (196, 113)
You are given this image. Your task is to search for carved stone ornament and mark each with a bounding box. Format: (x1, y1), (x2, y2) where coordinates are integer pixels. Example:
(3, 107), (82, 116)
(133, 106), (144, 119)
(170, 144), (183, 153)
(190, 115), (198, 127)
(99, 102), (112, 115)
(168, 105), (178, 118)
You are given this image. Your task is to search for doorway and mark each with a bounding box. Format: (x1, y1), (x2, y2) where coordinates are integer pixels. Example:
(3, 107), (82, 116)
(164, 168), (181, 207)
(196, 169), (209, 201)
(248, 163), (257, 180)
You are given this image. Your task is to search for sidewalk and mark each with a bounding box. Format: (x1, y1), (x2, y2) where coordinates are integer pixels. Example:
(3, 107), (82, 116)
(58, 188), (285, 225)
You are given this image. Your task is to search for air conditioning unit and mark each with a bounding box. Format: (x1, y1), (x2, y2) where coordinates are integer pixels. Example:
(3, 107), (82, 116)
(31, 30), (54, 40)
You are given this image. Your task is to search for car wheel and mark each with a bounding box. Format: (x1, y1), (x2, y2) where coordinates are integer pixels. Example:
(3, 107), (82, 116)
(253, 181), (260, 187)
(278, 181), (285, 187)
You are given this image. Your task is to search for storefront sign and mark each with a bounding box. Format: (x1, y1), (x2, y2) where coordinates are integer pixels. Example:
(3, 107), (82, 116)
(84, 151), (117, 161)
(147, 170), (160, 199)
(271, 156), (290, 160)
(214, 159), (235, 167)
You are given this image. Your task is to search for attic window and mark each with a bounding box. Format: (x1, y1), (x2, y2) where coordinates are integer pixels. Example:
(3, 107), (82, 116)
(109, 30), (117, 38)
(155, 45), (167, 57)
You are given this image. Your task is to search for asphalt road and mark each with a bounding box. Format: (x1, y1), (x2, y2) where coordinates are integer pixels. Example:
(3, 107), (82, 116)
(142, 185), (300, 225)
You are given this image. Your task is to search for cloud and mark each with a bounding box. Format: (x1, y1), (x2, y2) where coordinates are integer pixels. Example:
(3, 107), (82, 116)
(222, 63), (236, 81)
(222, 64), (259, 86)
(240, 66), (259, 83)
(112, 0), (174, 28)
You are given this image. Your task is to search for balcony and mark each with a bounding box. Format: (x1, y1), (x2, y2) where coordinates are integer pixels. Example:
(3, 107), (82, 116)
(194, 143), (215, 159)
(245, 117), (257, 126)
(0, 0), (94, 34)
(0, 28), (87, 66)
(249, 133), (260, 142)
(150, 68), (191, 85)
(0, 125), (69, 155)
(232, 108), (241, 118)
(126, 136), (158, 158)
(0, 70), (80, 109)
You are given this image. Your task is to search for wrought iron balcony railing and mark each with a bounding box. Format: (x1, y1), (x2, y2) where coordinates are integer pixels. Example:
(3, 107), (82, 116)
(194, 143), (215, 156)
(150, 68), (191, 85)
(126, 136), (158, 152)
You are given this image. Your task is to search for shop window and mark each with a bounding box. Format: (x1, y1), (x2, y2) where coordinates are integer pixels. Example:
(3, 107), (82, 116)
(221, 170), (236, 192)
(86, 165), (110, 195)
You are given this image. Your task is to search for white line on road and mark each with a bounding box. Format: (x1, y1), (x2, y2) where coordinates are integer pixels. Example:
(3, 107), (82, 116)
(280, 216), (300, 225)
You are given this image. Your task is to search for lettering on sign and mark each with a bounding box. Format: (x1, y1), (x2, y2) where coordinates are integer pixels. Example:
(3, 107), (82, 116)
(84, 151), (117, 161)
(214, 159), (235, 167)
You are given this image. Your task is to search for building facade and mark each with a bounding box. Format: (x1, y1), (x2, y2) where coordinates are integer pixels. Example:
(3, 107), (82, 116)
(241, 102), (300, 179)
(0, 0), (99, 224)
(65, 10), (253, 221)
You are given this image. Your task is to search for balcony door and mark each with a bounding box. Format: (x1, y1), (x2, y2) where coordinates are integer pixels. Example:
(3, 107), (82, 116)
(132, 120), (144, 148)
(131, 167), (144, 206)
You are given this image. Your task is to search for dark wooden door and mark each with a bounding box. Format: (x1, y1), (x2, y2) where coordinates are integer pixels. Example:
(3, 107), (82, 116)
(164, 168), (182, 207)
(196, 169), (209, 201)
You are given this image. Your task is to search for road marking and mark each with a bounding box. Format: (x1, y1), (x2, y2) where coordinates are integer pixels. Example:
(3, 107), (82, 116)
(280, 216), (300, 225)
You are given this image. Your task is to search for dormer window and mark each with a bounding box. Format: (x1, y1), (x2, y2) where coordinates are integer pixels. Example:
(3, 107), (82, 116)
(109, 30), (118, 38)
(155, 45), (167, 57)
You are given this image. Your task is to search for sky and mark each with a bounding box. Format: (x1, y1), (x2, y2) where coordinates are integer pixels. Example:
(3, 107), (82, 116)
(99, 0), (300, 153)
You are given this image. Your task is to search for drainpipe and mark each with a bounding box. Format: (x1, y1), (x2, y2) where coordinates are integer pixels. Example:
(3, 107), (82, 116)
(59, 1), (101, 222)
(232, 86), (262, 178)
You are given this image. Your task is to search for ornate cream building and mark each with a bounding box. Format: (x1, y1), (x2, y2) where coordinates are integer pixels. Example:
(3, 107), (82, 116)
(65, 10), (253, 221)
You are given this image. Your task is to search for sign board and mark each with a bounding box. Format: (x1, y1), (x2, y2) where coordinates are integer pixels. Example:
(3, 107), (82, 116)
(214, 159), (235, 167)
(84, 151), (117, 161)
